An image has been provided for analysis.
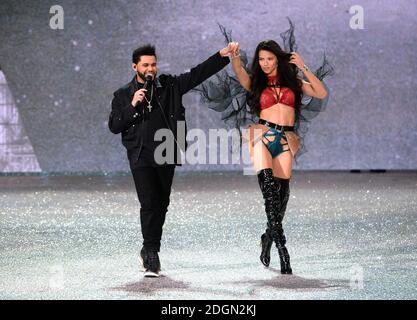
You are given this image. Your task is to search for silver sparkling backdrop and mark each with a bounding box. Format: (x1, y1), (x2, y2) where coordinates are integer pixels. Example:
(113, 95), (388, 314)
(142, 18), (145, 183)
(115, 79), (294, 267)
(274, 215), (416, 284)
(0, 0), (416, 173)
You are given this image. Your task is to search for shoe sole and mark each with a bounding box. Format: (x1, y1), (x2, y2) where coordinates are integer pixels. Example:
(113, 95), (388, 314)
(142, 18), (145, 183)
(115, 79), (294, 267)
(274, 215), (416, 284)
(144, 270), (160, 278)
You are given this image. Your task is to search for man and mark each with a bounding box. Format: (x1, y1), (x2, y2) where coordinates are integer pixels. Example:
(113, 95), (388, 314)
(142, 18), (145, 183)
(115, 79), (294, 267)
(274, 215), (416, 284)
(108, 44), (231, 277)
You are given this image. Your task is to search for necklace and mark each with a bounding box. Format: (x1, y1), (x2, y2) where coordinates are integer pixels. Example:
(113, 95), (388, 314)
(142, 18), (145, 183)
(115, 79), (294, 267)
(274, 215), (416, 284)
(267, 75), (278, 86)
(267, 75), (282, 102)
(144, 84), (154, 112)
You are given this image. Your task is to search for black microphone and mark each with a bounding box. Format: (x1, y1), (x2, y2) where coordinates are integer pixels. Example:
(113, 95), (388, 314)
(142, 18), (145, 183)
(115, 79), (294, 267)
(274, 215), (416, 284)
(135, 74), (154, 109)
(143, 73), (153, 91)
(141, 74), (154, 112)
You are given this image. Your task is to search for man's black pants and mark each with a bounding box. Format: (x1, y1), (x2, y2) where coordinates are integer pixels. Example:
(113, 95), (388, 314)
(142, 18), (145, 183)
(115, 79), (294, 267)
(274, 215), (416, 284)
(131, 165), (175, 252)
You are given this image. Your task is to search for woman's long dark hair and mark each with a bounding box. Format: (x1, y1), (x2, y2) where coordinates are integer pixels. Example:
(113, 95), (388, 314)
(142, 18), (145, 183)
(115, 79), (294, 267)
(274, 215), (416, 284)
(247, 40), (303, 117)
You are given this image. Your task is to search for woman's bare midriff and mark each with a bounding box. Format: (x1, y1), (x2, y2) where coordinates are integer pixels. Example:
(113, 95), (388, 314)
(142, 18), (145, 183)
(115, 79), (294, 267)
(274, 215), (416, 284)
(259, 103), (295, 126)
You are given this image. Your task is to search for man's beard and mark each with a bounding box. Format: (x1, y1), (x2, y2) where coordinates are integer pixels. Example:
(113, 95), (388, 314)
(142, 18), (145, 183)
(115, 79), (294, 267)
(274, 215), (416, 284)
(137, 71), (155, 82)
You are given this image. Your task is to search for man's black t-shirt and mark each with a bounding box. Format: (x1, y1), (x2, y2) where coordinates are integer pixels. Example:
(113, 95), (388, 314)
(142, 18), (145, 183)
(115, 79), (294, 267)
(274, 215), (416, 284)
(135, 81), (169, 167)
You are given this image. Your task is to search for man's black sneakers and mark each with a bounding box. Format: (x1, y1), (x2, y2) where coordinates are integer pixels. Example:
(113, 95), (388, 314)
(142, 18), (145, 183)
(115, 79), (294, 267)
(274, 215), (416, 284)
(144, 250), (161, 278)
(139, 247), (149, 272)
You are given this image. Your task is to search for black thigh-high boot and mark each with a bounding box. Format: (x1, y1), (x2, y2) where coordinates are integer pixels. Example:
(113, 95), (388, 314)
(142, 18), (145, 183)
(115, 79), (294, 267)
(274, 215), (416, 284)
(257, 169), (281, 268)
(274, 177), (292, 274)
(260, 222), (273, 267)
(259, 177), (292, 268)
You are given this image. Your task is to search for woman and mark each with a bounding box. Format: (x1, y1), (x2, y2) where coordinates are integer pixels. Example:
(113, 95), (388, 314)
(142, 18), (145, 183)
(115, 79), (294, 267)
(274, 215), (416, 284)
(229, 40), (328, 274)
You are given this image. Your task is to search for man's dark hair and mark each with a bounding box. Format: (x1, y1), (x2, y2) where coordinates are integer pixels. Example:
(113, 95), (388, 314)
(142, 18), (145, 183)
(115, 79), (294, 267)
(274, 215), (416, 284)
(132, 44), (156, 64)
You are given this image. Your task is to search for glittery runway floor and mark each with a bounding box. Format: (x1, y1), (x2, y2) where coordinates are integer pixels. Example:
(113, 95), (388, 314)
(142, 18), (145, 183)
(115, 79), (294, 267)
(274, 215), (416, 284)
(1, 171), (416, 300)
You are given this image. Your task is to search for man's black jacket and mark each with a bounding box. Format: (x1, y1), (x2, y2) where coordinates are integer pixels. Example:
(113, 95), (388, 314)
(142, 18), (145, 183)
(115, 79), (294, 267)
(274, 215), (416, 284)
(108, 51), (230, 166)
